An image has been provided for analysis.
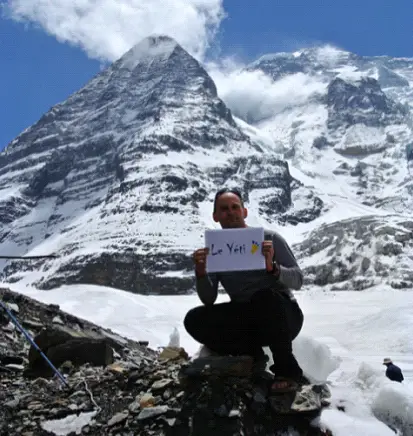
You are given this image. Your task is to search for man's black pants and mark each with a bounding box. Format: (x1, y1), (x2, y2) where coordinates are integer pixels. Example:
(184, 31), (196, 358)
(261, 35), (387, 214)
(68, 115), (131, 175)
(184, 289), (304, 378)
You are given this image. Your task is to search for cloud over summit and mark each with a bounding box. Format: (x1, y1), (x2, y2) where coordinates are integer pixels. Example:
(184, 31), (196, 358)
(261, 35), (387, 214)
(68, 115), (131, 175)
(4, 0), (326, 127)
(4, 0), (225, 61)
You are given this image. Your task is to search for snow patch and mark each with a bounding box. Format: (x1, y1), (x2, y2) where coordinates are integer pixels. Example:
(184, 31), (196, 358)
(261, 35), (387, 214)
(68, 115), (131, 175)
(313, 45), (351, 65)
(335, 66), (370, 84)
(293, 335), (342, 382)
(41, 411), (97, 436)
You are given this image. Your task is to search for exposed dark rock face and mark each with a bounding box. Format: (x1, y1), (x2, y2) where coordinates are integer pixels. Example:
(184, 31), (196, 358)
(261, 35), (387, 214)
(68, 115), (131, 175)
(294, 216), (413, 289)
(326, 77), (408, 131)
(34, 252), (195, 295)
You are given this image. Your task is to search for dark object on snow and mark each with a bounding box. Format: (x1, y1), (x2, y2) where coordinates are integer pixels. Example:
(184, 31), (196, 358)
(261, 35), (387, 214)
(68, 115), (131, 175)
(383, 357), (404, 383)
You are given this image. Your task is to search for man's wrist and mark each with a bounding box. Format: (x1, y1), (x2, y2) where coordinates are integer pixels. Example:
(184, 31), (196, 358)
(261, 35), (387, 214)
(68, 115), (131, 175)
(268, 260), (280, 278)
(195, 269), (207, 279)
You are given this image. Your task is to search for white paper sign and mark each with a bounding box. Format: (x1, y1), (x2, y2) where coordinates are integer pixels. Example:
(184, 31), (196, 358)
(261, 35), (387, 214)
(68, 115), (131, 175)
(205, 227), (266, 273)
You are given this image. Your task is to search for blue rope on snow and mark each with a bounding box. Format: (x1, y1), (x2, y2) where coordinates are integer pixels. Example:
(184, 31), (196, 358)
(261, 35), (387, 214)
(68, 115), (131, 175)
(0, 300), (70, 389)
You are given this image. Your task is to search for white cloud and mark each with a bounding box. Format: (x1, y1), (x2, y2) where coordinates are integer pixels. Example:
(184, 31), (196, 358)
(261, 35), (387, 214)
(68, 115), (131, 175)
(4, 0), (328, 126)
(4, 0), (225, 61)
(207, 58), (327, 123)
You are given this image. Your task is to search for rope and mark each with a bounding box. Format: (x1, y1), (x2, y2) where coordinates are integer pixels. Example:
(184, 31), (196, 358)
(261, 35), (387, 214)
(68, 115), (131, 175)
(71, 378), (102, 415)
(0, 255), (58, 260)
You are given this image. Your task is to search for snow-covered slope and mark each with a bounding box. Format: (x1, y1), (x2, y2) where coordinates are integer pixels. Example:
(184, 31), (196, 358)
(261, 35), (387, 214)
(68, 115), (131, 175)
(245, 46), (413, 215)
(296, 215), (413, 290)
(0, 39), (412, 292)
(231, 45), (413, 289)
(0, 36), (321, 293)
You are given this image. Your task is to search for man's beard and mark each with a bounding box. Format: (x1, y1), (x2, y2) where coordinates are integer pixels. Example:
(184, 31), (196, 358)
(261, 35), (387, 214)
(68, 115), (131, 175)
(223, 218), (244, 229)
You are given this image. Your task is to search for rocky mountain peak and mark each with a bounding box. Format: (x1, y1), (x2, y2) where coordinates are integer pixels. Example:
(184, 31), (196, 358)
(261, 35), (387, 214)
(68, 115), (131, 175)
(0, 35), (287, 292)
(112, 34), (219, 98)
(2, 36), (223, 164)
(119, 35), (179, 68)
(247, 45), (360, 81)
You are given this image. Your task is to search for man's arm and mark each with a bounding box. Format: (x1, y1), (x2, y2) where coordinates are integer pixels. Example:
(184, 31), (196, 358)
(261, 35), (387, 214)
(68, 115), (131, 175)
(196, 272), (219, 306)
(193, 247), (219, 305)
(270, 232), (303, 290)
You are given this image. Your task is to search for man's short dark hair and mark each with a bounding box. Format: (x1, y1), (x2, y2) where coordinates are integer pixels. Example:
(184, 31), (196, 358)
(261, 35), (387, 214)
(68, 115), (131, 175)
(213, 187), (244, 212)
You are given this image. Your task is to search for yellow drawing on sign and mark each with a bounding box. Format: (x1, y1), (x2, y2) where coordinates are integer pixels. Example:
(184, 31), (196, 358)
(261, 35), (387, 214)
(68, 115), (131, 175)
(251, 240), (260, 254)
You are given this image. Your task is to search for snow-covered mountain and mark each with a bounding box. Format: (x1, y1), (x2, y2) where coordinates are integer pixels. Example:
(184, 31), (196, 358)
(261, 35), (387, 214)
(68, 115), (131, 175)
(0, 38), (412, 293)
(245, 46), (413, 216)
(239, 45), (413, 290)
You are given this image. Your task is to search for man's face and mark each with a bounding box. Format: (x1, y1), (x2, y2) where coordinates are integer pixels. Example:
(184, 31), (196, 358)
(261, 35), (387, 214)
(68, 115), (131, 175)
(213, 192), (248, 229)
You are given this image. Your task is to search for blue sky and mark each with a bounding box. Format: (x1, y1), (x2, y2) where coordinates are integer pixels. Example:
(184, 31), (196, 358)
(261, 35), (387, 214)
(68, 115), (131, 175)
(1, 0), (412, 150)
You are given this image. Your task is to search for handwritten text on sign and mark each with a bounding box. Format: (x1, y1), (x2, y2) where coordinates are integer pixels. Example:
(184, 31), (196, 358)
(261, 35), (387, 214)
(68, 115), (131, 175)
(205, 227), (265, 273)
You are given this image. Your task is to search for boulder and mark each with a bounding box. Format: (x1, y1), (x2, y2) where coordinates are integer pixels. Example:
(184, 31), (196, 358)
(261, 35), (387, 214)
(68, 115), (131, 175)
(26, 325), (114, 377)
(159, 346), (189, 362)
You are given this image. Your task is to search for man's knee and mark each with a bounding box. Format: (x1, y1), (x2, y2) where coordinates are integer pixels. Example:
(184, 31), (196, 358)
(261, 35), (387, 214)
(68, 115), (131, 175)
(251, 290), (303, 332)
(183, 306), (206, 336)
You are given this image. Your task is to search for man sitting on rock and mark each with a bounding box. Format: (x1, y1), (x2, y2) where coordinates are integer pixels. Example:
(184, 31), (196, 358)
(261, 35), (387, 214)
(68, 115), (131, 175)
(184, 187), (305, 392)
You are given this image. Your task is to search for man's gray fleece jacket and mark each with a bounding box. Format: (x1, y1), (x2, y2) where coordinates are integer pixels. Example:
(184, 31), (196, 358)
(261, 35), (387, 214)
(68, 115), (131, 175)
(196, 229), (303, 306)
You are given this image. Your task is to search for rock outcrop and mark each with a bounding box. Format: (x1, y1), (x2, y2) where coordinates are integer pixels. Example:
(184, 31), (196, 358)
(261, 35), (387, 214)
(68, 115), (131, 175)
(326, 77), (408, 132)
(295, 215), (413, 289)
(0, 288), (337, 435)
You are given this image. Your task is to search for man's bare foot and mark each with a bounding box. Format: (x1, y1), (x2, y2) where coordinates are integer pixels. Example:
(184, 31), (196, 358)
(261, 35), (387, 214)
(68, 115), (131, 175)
(270, 377), (299, 393)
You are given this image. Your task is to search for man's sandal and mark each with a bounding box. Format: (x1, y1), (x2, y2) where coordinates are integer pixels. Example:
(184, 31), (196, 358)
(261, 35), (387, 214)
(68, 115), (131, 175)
(270, 377), (299, 393)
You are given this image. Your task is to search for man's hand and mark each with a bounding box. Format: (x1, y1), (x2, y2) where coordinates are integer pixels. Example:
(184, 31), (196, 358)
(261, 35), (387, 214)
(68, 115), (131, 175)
(261, 240), (277, 273)
(192, 248), (209, 277)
